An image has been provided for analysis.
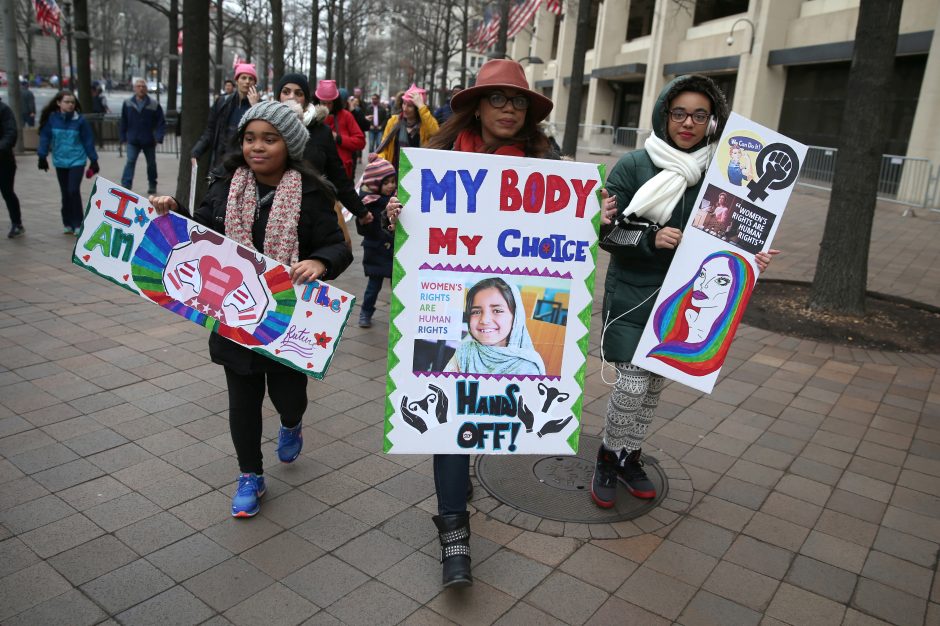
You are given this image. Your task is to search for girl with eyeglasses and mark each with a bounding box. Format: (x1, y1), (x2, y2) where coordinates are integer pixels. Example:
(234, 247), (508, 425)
(37, 90), (99, 235)
(386, 59), (619, 589)
(591, 75), (779, 508)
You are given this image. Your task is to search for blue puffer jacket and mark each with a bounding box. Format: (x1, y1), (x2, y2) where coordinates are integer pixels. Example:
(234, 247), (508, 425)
(38, 111), (98, 168)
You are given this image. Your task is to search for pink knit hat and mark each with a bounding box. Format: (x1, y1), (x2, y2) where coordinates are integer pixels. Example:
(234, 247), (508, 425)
(233, 63), (257, 81)
(402, 83), (427, 104)
(315, 79), (339, 102)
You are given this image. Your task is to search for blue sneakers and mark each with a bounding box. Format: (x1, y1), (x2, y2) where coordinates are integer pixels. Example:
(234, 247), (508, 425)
(231, 473), (266, 518)
(277, 423), (303, 463)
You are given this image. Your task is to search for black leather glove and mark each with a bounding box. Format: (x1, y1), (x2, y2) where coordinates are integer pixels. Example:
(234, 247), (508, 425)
(537, 415), (574, 438)
(400, 396), (428, 434)
(90, 161), (100, 174)
(38, 156), (49, 171)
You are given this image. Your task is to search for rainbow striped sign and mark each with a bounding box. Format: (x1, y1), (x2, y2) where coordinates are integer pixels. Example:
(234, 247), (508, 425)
(72, 177), (354, 379)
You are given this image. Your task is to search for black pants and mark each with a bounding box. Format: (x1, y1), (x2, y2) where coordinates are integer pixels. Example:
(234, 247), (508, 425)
(0, 156), (21, 226)
(55, 166), (84, 229)
(434, 454), (470, 515)
(224, 360), (307, 475)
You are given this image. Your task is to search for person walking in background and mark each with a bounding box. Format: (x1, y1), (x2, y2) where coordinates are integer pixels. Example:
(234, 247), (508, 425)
(376, 83), (439, 171)
(149, 101), (352, 518)
(347, 94), (370, 177)
(275, 73), (371, 227)
(314, 79), (365, 180)
(354, 154), (396, 328)
(19, 81), (36, 127)
(192, 64), (260, 172)
(37, 90), (99, 235)
(0, 97), (24, 238)
(434, 84), (462, 126)
(366, 93), (389, 153)
(119, 78), (166, 194)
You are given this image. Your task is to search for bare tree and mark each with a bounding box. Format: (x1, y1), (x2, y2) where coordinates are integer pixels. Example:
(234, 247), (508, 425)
(270, 0), (283, 81)
(132, 0), (180, 112)
(176, 0), (209, 201)
(73, 0), (93, 111)
(809, 0), (903, 314)
(561, 0), (591, 156)
(308, 0), (319, 84)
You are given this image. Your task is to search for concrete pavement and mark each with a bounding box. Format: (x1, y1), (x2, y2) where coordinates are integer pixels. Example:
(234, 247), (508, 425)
(0, 150), (938, 625)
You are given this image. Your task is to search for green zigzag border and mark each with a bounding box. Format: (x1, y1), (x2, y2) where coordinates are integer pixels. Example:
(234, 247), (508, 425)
(384, 151), (413, 452)
(566, 162), (608, 452)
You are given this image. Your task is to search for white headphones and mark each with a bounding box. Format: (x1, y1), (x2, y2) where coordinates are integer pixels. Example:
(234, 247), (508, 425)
(706, 116), (718, 138)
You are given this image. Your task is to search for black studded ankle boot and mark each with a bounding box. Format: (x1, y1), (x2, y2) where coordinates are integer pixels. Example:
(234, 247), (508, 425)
(433, 512), (472, 588)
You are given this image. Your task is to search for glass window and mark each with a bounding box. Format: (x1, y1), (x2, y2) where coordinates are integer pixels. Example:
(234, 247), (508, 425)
(627, 0), (654, 40)
(693, 0), (749, 26)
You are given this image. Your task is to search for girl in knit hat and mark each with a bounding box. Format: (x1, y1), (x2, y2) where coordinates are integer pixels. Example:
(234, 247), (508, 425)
(354, 154), (397, 328)
(150, 101), (352, 518)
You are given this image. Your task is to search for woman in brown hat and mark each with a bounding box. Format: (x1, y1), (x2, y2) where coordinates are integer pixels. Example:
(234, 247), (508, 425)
(388, 58), (618, 588)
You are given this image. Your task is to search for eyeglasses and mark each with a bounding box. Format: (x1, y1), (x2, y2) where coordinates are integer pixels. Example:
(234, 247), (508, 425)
(61, 99), (76, 105)
(487, 92), (529, 111)
(669, 108), (710, 125)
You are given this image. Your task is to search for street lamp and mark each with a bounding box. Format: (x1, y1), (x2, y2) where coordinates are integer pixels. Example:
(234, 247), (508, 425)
(726, 18), (755, 54)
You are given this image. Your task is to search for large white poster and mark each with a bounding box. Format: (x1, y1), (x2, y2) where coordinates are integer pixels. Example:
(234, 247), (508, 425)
(384, 148), (602, 454)
(632, 113), (807, 393)
(72, 177), (354, 379)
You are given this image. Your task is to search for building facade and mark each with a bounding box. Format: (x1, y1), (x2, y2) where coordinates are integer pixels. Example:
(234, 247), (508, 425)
(510, 0), (938, 163)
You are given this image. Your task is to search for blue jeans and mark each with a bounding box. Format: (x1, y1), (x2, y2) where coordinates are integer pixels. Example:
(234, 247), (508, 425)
(368, 129), (383, 154)
(434, 455), (470, 515)
(361, 275), (384, 317)
(55, 166), (84, 229)
(122, 143), (158, 191)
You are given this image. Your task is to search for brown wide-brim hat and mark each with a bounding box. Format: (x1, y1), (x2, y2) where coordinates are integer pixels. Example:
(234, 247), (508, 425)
(451, 59), (553, 123)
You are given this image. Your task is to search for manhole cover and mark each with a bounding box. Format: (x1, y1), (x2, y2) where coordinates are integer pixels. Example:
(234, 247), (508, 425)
(476, 435), (669, 523)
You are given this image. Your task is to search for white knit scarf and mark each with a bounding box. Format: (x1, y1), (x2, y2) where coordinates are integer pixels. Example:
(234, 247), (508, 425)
(624, 134), (712, 225)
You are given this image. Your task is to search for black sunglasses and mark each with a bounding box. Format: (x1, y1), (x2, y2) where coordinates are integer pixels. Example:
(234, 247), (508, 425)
(486, 92), (529, 111)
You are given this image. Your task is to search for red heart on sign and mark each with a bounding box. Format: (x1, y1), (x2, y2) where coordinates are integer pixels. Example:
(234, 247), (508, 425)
(275, 349), (280, 354)
(306, 363), (313, 369)
(82, 255), (90, 261)
(123, 274), (129, 281)
(147, 206), (153, 214)
(305, 311), (312, 318)
(95, 199), (101, 209)
(340, 296), (348, 303)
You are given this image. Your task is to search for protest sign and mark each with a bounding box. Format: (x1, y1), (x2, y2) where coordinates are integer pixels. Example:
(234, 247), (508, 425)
(72, 177), (354, 379)
(383, 148), (603, 455)
(632, 112), (807, 393)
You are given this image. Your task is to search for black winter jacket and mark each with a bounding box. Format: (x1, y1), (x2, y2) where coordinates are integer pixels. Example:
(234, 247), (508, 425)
(0, 99), (16, 159)
(354, 192), (393, 278)
(183, 171), (353, 374)
(302, 110), (367, 218)
(191, 93), (252, 170)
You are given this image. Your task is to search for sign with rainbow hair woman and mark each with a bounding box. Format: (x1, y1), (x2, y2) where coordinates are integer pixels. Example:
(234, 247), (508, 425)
(632, 113), (806, 393)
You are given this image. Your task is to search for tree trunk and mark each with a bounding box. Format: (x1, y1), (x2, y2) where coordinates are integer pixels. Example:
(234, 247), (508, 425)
(325, 0), (334, 78)
(460, 0), (468, 87)
(167, 0), (179, 113)
(440, 4), (452, 104)
(270, 0), (284, 82)
(808, 0), (903, 315)
(73, 0), (93, 112)
(308, 1), (318, 84)
(2, 0), (23, 151)
(561, 0), (592, 156)
(176, 0), (210, 203)
(214, 0), (223, 93)
(495, 0), (509, 58)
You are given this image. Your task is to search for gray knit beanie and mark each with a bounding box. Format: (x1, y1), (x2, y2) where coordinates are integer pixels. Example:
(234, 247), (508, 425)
(237, 101), (309, 160)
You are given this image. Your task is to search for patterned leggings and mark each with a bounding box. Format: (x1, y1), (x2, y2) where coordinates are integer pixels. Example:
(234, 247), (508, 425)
(603, 362), (666, 453)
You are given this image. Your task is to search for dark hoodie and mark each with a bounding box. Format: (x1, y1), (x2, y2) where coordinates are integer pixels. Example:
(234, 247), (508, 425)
(600, 75), (729, 362)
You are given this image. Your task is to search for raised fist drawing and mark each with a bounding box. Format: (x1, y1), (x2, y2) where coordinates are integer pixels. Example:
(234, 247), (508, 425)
(763, 149), (793, 183)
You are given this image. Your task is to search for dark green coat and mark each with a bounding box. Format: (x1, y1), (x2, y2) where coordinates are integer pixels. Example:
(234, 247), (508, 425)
(601, 77), (716, 363)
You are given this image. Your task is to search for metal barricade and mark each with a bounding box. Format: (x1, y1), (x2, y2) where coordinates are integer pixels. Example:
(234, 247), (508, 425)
(580, 124), (616, 155)
(613, 127), (651, 152)
(88, 114), (181, 157)
(797, 145), (935, 212)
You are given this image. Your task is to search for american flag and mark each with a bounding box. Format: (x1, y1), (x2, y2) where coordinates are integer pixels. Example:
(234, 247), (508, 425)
(546, 0), (563, 16)
(507, 0), (542, 38)
(472, 4), (502, 53)
(34, 0), (62, 37)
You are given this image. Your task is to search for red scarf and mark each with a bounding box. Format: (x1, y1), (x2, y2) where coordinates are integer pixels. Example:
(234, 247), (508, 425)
(453, 129), (525, 156)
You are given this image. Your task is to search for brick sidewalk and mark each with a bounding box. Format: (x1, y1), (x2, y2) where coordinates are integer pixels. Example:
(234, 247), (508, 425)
(0, 151), (938, 625)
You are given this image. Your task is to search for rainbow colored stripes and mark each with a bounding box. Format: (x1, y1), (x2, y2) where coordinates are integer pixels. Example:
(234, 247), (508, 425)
(647, 250), (754, 376)
(129, 215), (297, 347)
